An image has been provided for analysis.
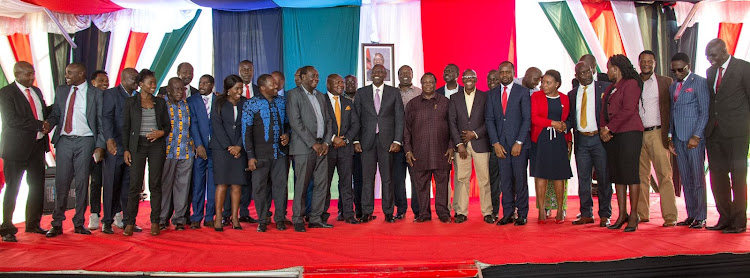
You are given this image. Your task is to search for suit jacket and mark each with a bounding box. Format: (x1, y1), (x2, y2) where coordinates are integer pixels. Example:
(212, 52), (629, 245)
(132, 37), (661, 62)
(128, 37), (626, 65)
(530, 91), (572, 143)
(669, 73), (710, 142)
(572, 72), (610, 88)
(353, 84), (404, 151)
(286, 87), (333, 155)
(210, 97), (246, 151)
(565, 80), (611, 150)
(187, 93), (215, 149)
(600, 79), (644, 133)
(485, 83), (531, 149)
(448, 89), (490, 153)
(0, 82), (49, 160)
(47, 82), (105, 149)
(102, 86), (131, 156)
(122, 94), (171, 153)
(651, 74), (674, 149)
(324, 94), (360, 150)
(437, 84), (464, 97)
(157, 85), (199, 99)
(705, 56), (750, 138)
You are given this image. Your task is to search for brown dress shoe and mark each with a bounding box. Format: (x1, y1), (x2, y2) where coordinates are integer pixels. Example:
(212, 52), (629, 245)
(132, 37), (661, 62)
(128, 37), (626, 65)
(599, 218), (611, 227)
(123, 225), (134, 236)
(150, 223), (160, 236)
(662, 221), (677, 227)
(572, 217), (594, 225)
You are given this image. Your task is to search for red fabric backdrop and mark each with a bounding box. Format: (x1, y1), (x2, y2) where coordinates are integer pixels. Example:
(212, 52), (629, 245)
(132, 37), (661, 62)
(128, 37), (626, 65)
(421, 0), (516, 92)
(115, 31), (148, 86)
(22, 0), (123, 15)
(718, 22), (743, 55)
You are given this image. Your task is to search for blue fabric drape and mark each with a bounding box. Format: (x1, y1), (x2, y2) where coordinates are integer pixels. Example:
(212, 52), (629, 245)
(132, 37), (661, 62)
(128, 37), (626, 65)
(282, 7), (359, 92)
(212, 8), (283, 93)
(274, 0), (361, 8)
(193, 0), (278, 12)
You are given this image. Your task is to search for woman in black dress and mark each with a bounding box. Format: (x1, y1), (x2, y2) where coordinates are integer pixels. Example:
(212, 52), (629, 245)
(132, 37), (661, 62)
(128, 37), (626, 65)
(122, 69), (171, 236)
(530, 70), (572, 224)
(212, 75), (247, 231)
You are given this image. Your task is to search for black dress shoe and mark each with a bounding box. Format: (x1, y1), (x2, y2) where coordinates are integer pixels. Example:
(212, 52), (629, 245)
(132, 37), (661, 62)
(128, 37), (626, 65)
(321, 214), (330, 224)
(276, 222), (287, 231)
(336, 214), (345, 221)
(689, 220), (706, 229)
(304, 216), (310, 223)
(385, 215), (395, 223)
(677, 218), (695, 226)
(239, 216), (257, 223)
(359, 214), (373, 223)
(496, 216), (514, 225)
(514, 218), (527, 226)
(214, 227), (224, 232)
(414, 216), (431, 222)
(74, 226), (92, 235)
(133, 225), (143, 232)
(102, 223), (114, 234)
(25, 226), (49, 235)
(46, 226), (63, 238)
(707, 223), (731, 231)
(395, 213), (405, 220)
(2, 234), (17, 242)
(723, 227), (746, 234)
(294, 223), (306, 232)
(175, 224), (185, 231)
(454, 215), (468, 223)
(439, 216), (451, 223)
(484, 215), (495, 224)
(308, 222), (334, 228)
(190, 222), (201, 229)
(257, 224), (267, 232)
(345, 217), (360, 224)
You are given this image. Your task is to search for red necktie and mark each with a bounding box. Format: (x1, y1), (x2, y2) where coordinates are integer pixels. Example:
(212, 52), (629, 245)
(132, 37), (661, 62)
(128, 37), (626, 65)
(674, 82), (683, 102)
(245, 84), (251, 99)
(501, 86), (508, 114)
(64, 87), (77, 134)
(25, 88), (38, 120)
(715, 67), (724, 93)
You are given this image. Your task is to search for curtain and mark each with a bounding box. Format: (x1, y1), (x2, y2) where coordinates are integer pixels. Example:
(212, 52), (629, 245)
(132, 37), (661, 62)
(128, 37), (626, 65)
(212, 8), (283, 93)
(7, 33), (33, 63)
(539, 2), (594, 69)
(582, 1), (626, 58)
(718, 23), (743, 56)
(150, 9), (202, 87)
(422, 0), (515, 91)
(282, 7), (359, 92)
(612, 1), (645, 65)
(47, 33), (70, 89)
(115, 31), (147, 86)
(73, 24), (111, 76)
(0, 66), (7, 87)
(637, 3), (677, 77)
(677, 23), (699, 73)
(194, 0), (278, 11)
(567, 0), (607, 72)
(21, 0), (124, 15)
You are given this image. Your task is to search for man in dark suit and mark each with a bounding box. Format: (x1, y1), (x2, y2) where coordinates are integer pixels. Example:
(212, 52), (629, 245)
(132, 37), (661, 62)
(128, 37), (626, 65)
(436, 64), (463, 98)
(449, 69), (492, 224)
(323, 74), (360, 224)
(157, 62), (199, 98)
(188, 74), (216, 229)
(46, 63), (106, 237)
(704, 38), (750, 233)
(271, 71), (286, 97)
(232, 59), (261, 225)
(485, 61), (531, 226)
(343, 74), (366, 219)
(0, 62), (51, 242)
(353, 64), (404, 223)
(668, 53), (710, 229)
(100, 68), (138, 234)
(572, 54), (610, 88)
(287, 66), (333, 232)
(487, 69), (502, 220)
(87, 70), (108, 231)
(565, 62), (613, 227)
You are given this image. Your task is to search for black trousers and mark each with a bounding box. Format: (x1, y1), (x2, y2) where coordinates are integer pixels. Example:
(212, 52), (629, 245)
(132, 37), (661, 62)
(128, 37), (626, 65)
(252, 157), (289, 224)
(361, 135), (395, 216)
(413, 169), (450, 219)
(327, 146), (355, 218)
(102, 153), (129, 225)
(125, 137), (165, 225)
(489, 153), (501, 216)
(707, 131), (749, 228)
(89, 158), (103, 215)
(0, 140), (45, 236)
(340, 151), (364, 217)
(392, 149), (419, 215)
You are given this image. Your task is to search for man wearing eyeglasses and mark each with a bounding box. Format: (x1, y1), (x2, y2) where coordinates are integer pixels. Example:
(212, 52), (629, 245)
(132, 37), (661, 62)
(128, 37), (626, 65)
(636, 50), (678, 227)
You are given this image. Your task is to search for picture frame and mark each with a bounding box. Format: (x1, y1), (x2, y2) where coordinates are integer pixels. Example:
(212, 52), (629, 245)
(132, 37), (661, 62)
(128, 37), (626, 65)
(362, 43), (395, 87)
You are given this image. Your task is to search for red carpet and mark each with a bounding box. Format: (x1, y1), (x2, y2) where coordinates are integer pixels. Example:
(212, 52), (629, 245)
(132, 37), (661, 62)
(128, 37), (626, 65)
(0, 195), (748, 275)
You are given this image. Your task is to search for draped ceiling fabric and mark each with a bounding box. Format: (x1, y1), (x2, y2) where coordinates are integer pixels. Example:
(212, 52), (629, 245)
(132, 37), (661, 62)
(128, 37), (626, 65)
(282, 7), (359, 92)
(212, 8), (283, 93)
(0, 0), (43, 18)
(421, 0), (515, 92)
(21, 0), (124, 15)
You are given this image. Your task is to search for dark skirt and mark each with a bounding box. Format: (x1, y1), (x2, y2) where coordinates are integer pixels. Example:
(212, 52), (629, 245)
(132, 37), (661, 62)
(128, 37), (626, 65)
(530, 129), (573, 180)
(212, 148), (248, 185)
(604, 130), (643, 185)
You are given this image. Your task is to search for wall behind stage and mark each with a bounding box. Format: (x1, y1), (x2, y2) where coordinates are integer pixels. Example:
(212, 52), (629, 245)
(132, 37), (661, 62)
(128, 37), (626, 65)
(421, 0), (516, 91)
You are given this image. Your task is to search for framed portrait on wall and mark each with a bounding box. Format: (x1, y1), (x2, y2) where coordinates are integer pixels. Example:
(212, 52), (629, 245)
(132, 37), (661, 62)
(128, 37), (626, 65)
(362, 43), (395, 86)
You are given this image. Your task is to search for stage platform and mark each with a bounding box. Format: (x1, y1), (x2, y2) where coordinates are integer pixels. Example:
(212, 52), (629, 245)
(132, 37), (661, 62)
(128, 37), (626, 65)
(0, 196), (748, 277)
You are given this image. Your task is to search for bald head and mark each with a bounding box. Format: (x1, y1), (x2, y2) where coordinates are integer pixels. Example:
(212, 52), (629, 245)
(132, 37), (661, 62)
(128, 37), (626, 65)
(574, 61), (593, 87)
(120, 68), (139, 93)
(706, 38), (730, 68)
(521, 67), (542, 90)
(13, 61), (35, 87)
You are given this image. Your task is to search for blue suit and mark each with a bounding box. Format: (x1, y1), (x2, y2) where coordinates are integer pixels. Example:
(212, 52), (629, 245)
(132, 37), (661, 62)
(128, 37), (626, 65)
(187, 93), (216, 223)
(486, 83), (531, 219)
(669, 73), (709, 221)
(101, 86), (132, 225)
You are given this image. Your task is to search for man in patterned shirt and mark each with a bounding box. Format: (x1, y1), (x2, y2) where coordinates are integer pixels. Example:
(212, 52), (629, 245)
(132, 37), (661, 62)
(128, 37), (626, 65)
(159, 77), (194, 231)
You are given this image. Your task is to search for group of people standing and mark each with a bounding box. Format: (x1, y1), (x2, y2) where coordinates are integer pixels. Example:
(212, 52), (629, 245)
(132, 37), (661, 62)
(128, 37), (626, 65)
(0, 38), (747, 242)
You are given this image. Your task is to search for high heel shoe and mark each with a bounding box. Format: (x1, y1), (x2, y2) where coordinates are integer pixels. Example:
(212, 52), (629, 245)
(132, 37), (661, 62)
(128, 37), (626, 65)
(214, 225), (224, 232)
(608, 215), (629, 230)
(233, 224), (243, 230)
(624, 215), (639, 232)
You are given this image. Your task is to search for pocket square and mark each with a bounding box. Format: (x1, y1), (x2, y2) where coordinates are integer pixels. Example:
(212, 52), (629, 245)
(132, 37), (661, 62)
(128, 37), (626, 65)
(345, 105), (351, 110)
(685, 88), (694, 93)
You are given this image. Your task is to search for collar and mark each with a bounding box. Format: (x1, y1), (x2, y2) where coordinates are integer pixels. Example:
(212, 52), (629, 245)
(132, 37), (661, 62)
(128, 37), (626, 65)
(201, 93), (212, 99)
(15, 82), (29, 93)
(372, 83), (384, 92)
(327, 92), (343, 100)
(302, 85), (316, 95)
(501, 83), (513, 91)
(464, 88), (476, 95)
(720, 56), (732, 70)
(73, 82), (88, 93)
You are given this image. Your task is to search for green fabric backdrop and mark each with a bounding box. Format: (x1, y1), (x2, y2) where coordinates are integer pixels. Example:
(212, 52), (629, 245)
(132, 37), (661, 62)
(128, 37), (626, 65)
(539, 1), (597, 71)
(150, 10), (202, 87)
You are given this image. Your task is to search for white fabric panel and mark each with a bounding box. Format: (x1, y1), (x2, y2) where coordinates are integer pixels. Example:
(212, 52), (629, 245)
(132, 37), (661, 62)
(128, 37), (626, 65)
(95, 9), (197, 34)
(158, 8), (213, 89)
(0, 12), (93, 36)
(28, 30), (53, 103)
(111, 0), (201, 10)
(734, 23), (750, 63)
(611, 1), (645, 67)
(683, 1), (750, 27)
(134, 31), (164, 72)
(0, 37), (16, 83)
(694, 21), (720, 78)
(567, 0), (608, 72)
(0, 0), (43, 18)
(104, 18), (132, 87)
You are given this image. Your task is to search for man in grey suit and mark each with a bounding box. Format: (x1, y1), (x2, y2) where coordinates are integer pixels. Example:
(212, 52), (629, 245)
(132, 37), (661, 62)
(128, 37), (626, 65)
(353, 64), (404, 223)
(46, 63), (106, 237)
(287, 66), (333, 232)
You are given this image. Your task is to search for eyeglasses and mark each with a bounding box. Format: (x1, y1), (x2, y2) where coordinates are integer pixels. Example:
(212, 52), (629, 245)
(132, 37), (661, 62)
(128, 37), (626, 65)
(670, 66), (688, 73)
(462, 76), (477, 79)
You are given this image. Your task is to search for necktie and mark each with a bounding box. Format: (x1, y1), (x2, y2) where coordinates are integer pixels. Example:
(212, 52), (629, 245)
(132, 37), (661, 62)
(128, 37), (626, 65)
(674, 82), (683, 102)
(25, 88), (38, 120)
(580, 85), (588, 129)
(203, 96), (211, 118)
(716, 67), (724, 93)
(245, 84), (251, 99)
(501, 86), (508, 114)
(334, 96), (341, 136)
(374, 88), (381, 133)
(64, 86), (78, 134)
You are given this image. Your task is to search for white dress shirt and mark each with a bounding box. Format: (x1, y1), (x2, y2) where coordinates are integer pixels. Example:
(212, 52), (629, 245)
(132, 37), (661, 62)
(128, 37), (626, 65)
(62, 82), (94, 137)
(242, 82), (255, 99)
(444, 84), (459, 97)
(16, 82), (44, 139)
(576, 84), (598, 133)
